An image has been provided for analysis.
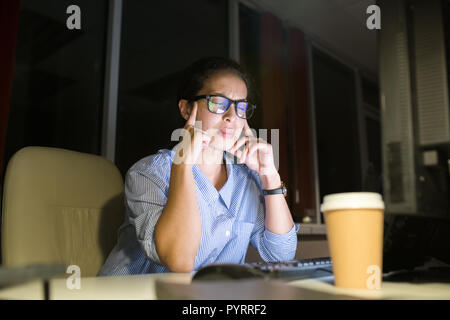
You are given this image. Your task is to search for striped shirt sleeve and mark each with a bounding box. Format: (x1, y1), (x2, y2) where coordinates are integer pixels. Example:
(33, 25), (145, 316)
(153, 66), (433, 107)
(248, 171), (300, 262)
(124, 155), (170, 266)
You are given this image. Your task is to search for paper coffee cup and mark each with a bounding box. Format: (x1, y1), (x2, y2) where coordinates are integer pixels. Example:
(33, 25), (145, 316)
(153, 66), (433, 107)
(321, 192), (384, 290)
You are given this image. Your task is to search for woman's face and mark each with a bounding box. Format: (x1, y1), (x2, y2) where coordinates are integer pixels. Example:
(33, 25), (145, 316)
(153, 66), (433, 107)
(182, 71), (248, 152)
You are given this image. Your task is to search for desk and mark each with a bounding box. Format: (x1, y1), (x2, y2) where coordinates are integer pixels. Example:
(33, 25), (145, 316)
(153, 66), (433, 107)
(0, 273), (449, 300)
(0, 272), (191, 300)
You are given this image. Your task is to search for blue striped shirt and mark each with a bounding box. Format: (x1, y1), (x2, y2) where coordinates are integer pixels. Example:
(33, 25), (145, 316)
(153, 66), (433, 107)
(98, 148), (299, 276)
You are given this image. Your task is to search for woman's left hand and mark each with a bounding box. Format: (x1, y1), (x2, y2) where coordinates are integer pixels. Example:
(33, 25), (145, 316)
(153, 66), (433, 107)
(228, 122), (278, 177)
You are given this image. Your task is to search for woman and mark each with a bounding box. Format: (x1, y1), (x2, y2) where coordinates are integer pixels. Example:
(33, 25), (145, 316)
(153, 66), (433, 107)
(98, 57), (299, 275)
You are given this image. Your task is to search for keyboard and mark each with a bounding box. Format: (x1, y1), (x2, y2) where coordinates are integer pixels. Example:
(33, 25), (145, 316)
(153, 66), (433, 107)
(245, 257), (333, 281)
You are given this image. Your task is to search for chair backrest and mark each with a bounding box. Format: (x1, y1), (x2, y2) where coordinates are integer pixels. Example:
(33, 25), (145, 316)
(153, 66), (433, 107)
(1, 147), (124, 277)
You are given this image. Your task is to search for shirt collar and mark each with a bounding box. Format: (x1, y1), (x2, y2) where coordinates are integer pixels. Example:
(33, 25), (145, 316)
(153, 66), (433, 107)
(191, 151), (234, 210)
(219, 152), (235, 209)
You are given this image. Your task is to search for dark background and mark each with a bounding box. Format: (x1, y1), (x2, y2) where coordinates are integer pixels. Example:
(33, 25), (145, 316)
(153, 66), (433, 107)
(4, 0), (449, 226)
(0, 0), (387, 226)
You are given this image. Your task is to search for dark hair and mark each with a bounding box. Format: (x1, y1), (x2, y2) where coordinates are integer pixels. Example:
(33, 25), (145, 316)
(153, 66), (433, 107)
(176, 56), (251, 104)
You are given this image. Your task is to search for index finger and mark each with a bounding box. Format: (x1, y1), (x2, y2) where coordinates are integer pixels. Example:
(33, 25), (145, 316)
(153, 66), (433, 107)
(186, 102), (198, 127)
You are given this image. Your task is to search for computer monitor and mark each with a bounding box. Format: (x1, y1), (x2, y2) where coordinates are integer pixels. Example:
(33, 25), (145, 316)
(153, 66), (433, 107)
(379, 0), (450, 272)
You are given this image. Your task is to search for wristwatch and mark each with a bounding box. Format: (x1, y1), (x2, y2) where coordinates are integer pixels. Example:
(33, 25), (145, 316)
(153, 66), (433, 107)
(262, 181), (287, 197)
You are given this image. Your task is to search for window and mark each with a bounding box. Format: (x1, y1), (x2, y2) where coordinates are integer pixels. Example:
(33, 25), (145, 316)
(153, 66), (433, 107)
(114, 0), (229, 176)
(311, 48), (361, 222)
(4, 0), (108, 170)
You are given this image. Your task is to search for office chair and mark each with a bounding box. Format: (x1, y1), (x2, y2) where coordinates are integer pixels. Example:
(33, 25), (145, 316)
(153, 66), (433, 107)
(1, 147), (124, 277)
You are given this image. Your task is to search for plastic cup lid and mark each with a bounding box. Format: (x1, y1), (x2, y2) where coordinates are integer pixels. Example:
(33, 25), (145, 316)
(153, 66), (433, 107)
(320, 192), (385, 212)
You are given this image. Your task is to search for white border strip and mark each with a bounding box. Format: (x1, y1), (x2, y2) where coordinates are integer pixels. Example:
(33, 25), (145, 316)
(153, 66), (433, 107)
(306, 40), (322, 225)
(101, 0), (122, 162)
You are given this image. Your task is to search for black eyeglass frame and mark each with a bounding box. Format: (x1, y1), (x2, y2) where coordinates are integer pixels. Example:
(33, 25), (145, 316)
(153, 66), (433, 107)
(190, 94), (256, 119)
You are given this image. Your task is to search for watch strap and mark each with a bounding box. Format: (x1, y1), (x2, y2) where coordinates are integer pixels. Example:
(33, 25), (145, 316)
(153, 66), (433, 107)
(262, 181), (287, 196)
(262, 188), (285, 195)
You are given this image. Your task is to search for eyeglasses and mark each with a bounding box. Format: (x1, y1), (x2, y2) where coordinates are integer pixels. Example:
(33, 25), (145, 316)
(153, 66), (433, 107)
(191, 94), (256, 119)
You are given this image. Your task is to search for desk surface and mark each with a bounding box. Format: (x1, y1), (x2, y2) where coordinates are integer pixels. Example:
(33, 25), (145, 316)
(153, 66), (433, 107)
(1, 272), (449, 300)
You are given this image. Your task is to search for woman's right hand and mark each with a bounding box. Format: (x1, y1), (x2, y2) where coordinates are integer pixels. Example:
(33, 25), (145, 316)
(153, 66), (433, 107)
(173, 102), (213, 165)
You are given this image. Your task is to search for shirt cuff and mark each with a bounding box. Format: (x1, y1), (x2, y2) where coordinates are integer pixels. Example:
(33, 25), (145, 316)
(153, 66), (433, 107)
(263, 223), (299, 244)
